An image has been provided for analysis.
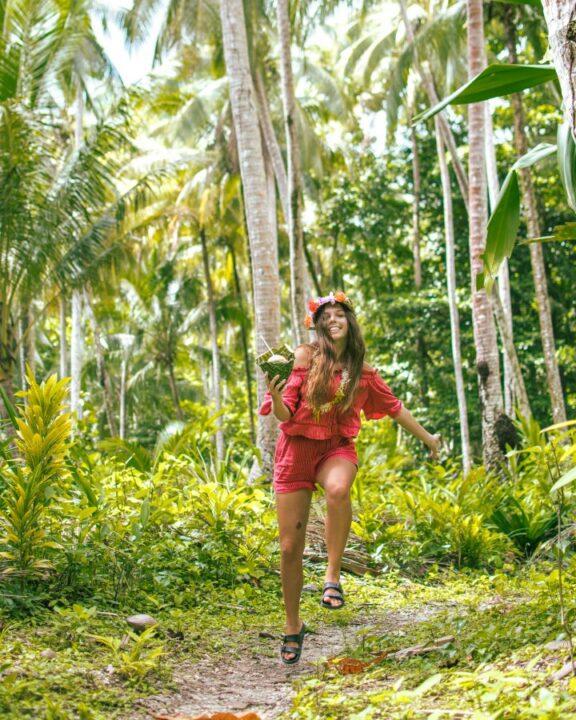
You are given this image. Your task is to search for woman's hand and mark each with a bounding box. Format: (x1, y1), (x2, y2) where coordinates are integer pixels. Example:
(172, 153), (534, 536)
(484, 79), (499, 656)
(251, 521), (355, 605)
(427, 433), (442, 461)
(266, 373), (287, 398)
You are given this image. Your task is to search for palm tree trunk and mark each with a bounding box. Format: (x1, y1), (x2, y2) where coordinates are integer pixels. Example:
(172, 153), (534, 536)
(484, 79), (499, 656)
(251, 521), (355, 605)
(434, 117), (472, 474)
(277, 0), (306, 347)
(26, 306), (36, 376)
(119, 358), (127, 439)
(70, 290), (83, 422)
(70, 85), (84, 424)
(0, 300), (16, 415)
(504, 7), (567, 424)
(410, 121), (422, 289)
(487, 113), (521, 418)
(17, 314), (26, 390)
(408, 110), (428, 403)
(467, 0), (504, 469)
(167, 362), (184, 422)
(84, 291), (117, 436)
(255, 69), (315, 312)
(200, 227), (224, 463)
(491, 286), (532, 419)
(485, 103), (515, 415)
(220, 0), (282, 477)
(398, 0), (469, 209)
(254, 70), (289, 221)
(230, 239), (256, 445)
(59, 293), (67, 380)
(541, 1), (576, 135)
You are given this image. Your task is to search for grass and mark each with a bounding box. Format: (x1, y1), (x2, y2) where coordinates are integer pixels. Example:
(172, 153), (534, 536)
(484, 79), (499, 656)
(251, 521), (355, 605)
(1, 563), (576, 719)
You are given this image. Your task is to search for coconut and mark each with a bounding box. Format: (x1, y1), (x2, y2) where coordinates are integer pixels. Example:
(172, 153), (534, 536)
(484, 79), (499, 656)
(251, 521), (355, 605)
(268, 354), (289, 363)
(257, 344), (295, 383)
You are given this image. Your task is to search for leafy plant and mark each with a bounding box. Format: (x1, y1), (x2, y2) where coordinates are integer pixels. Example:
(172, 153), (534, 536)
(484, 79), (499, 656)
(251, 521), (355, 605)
(88, 626), (165, 681)
(0, 369), (71, 588)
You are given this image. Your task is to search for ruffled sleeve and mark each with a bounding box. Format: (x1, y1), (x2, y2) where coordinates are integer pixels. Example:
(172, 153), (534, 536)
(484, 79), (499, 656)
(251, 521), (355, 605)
(258, 366), (307, 416)
(362, 371), (403, 420)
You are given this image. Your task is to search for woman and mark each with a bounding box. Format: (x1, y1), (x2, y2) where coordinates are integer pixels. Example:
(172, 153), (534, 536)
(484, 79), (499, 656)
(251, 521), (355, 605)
(258, 291), (440, 664)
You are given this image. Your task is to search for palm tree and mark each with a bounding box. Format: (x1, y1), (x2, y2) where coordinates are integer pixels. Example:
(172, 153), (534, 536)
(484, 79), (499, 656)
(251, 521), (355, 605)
(220, 0), (282, 475)
(467, 0), (504, 467)
(502, 5), (567, 425)
(200, 226), (224, 463)
(277, 0), (307, 347)
(541, 2), (576, 137)
(0, 3), (137, 403)
(434, 117), (472, 473)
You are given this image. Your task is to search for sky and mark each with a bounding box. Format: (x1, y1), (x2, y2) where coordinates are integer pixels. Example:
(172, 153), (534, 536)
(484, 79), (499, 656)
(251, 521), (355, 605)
(94, 1), (163, 86)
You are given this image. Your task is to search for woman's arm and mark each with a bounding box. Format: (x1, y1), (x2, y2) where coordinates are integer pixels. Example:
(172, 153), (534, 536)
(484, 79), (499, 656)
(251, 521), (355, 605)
(394, 406), (441, 459)
(266, 374), (292, 422)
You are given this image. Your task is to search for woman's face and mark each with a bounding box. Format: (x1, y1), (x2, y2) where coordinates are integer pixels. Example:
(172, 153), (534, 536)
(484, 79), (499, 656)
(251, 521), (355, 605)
(320, 304), (349, 341)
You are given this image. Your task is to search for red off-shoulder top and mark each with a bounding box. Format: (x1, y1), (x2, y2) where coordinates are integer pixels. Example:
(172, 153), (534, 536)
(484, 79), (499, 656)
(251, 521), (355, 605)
(258, 366), (402, 440)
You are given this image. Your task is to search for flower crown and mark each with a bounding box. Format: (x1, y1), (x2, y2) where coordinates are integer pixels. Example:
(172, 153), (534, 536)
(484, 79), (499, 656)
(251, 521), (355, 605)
(304, 290), (354, 329)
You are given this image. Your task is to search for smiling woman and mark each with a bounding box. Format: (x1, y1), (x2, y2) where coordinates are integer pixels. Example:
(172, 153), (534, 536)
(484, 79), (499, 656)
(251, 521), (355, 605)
(258, 290), (440, 664)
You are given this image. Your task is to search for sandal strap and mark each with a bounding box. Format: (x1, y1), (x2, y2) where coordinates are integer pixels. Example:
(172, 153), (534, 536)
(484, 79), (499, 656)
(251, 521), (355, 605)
(323, 592), (344, 599)
(283, 634), (302, 643)
(323, 581), (342, 591)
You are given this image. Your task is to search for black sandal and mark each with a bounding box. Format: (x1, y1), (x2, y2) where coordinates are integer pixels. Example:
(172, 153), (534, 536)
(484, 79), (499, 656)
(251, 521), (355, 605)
(321, 581), (345, 609)
(280, 622), (306, 665)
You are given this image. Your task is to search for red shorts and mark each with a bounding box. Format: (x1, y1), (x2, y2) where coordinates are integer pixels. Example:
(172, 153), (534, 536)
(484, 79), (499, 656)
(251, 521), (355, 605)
(273, 432), (359, 494)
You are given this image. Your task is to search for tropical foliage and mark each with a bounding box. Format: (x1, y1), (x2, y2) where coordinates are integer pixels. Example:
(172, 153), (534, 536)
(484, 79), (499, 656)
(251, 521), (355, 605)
(2, 0), (576, 717)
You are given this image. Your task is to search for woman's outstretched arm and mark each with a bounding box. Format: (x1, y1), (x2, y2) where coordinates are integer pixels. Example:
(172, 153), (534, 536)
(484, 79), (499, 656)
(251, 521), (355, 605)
(394, 406), (441, 459)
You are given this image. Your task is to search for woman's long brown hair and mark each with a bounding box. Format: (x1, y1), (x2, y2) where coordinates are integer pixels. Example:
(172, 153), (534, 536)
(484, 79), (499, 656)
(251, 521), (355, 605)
(303, 301), (366, 415)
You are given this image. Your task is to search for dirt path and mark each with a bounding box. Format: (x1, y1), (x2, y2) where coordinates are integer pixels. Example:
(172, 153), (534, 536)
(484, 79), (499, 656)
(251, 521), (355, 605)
(131, 601), (449, 720)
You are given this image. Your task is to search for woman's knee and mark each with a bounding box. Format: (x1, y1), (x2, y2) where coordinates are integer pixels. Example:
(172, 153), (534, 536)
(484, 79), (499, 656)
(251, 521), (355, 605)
(324, 481), (352, 504)
(280, 535), (304, 561)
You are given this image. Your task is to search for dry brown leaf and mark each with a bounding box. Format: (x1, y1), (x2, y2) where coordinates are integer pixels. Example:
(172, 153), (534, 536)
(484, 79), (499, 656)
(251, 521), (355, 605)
(327, 656), (371, 675)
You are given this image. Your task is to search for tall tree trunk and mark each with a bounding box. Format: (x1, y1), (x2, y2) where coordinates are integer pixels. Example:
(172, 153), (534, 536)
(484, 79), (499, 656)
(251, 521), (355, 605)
(434, 117), (472, 474)
(491, 286), (532, 419)
(485, 103), (515, 415)
(84, 291), (118, 436)
(398, 0), (469, 209)
(59, 293), (67, 380)
(255, 69), (315, 315)
(277, 0), (306, 347)
(119, 357), (127, 439)
(17, 314), (25, 390)
(70, 85), (84, 424)
(254, 70), (289, 221)
(70, 290), (83, 422)
(504, 7), (567, 424)
(409, 118), (422, 289)
(303, 232), (322, 295)
(230, 239), (256, 445)
(200, 228), (224, 463)
(541, 1), (576, 136)
(408, 111), (428, 403)
(220, 0), (282, 477)
(0, 299), (16, 415)
(26, 306), (35, 376)
(166, 362), (183, 422)
(467, 0), (504, 469)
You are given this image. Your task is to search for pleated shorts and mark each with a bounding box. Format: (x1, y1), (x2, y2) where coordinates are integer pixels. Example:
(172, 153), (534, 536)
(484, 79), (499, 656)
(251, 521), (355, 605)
(273, 432), (359, 494)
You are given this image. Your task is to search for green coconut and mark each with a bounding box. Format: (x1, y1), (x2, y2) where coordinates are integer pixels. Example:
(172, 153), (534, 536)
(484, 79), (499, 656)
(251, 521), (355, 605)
(257, 343), (295, 382)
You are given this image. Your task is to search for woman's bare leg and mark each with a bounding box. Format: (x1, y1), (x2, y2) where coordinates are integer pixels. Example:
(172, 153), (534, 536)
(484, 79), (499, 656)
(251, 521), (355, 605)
(275, 488), (313, 659)
(316, 458), (357, 607)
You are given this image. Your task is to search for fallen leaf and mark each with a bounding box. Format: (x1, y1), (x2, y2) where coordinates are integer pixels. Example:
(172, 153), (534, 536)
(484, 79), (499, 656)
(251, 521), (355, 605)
(327, 656), (371, 675)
